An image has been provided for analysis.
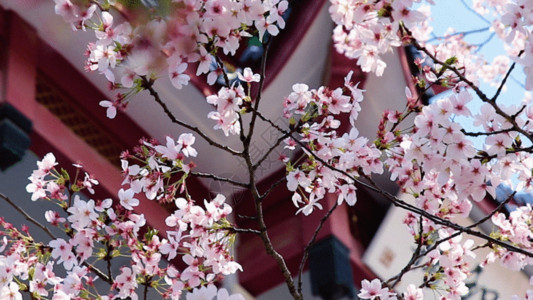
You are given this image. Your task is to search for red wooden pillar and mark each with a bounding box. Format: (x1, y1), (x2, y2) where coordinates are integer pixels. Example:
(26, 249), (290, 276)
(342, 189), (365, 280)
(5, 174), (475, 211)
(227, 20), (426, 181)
(0, 10), (35, 169)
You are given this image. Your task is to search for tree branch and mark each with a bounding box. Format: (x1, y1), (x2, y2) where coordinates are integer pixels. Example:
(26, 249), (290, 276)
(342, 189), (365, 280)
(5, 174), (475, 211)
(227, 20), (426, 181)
(236, 37), (301, 299)
(491, 51), (523, 102)
(244, 148), (302, 299)
(361, 175), (533, 257)
(297, 201), (339, 295)
(260, 176), (287, 200)
(190, 171), (249, 188)
(0, 193), (56, 240)
(222, 226), (261, 235)
(248, 107), (533, 258)
(461, 127), (516, 137)
(427, 26), (491, 43)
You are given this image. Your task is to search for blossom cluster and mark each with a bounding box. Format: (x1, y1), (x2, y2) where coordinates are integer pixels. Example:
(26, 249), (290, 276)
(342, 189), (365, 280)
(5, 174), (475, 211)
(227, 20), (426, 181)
(490, 207), (533, 271)
(329, 0), (430, 76)
(282, 72), (383, 215)
(26, 153), (98, 202)
(205, 67), (261, 136)
(389, 87), (533, 216)
(53, 0), (288, 118)
(120, 134), (198, 204)
(378, 85), (533, 296)
(0, 151), (243, 299)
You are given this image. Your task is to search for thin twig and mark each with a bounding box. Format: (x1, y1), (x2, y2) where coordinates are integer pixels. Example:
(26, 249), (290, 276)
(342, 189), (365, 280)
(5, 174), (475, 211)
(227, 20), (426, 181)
(461, 127), (515, 137)
(474, 145), (533, 161)
(222, 226), (262, 235)
(190, 171), (249, 188)
(297, 201), (339, 295)
(491, 51), (523, 102)
(427, 26), (491, 43)
(260, 176), (287, 200)
(253, 130), (291, 171)
(0, 193), (56, 240)
(214, 56), (232, 87)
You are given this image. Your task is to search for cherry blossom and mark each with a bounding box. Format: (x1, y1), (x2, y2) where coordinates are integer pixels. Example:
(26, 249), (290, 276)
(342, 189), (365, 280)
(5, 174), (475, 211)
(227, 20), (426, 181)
(118, 188), (139, 210)
(67, 196), (98, 230)
(237, 67), (261, 83)
(358, 278), (395, 300)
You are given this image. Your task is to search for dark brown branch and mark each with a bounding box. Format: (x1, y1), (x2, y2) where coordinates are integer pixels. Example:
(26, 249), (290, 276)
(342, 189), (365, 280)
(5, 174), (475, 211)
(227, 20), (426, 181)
(190, 171), (249, 188)
(143, 277), (151, 300)
(235, 37), (301, 299)
(361, 175), (533, 257)
(260, 176), (287, 200)
(222, 226), (262, 235)
(1, 193), (56, 240)
(244, 148), (301, 299)
(461, 127), (515, 137)
(491, 51), (523, 102)
(251, 109), (533, 257)
(214, 55), (232, 87)
(474, 145), (533, 161)
(297, 201), (339, 295)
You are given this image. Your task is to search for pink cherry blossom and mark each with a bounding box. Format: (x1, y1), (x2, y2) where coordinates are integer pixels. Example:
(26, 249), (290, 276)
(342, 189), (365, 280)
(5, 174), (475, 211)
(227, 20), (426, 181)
(118, 188), (139, 210)
(67, 196), (98, 230)
(358, 278), (393, 299)
(237, 67), (260, 83)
